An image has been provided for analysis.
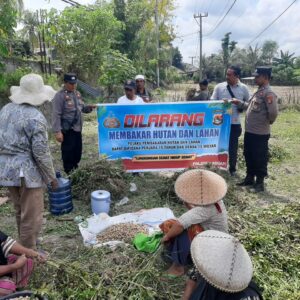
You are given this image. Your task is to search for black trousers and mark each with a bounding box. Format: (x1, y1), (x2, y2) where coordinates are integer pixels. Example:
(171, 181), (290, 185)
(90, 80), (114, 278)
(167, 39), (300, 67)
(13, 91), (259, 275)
(244, 132), (270, 179)
(229, 124), (242, 173)
(61, 130), (82, 174)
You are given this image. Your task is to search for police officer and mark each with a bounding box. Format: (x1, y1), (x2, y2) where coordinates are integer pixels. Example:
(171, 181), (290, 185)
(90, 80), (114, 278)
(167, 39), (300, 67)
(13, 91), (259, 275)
(233, 67), (278, 192)
(52, 73), (96, 174)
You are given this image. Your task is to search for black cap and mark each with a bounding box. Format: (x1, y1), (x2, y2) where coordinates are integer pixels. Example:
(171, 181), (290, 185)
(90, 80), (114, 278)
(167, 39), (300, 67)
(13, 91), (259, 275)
(124, 80), (136, 90)
(64, 73), (77, 84)
(199, 79), (208, 86)
(252, 66), (272, 77)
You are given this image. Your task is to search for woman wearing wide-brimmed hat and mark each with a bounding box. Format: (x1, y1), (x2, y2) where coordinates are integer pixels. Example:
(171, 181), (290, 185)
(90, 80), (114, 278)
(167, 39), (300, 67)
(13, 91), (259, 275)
(0, 74), (58, 250)
(183, 230), (263, 300)
(160, 169), (229, 277)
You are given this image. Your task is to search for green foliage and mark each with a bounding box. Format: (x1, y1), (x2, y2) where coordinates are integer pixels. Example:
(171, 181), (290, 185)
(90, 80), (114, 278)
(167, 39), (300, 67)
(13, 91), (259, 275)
(164, 66), (184, 84)
(261, 40), (278, 65)
(19, 9), (39, 54)
(114, 0), (175, 82)
(0, 67), (32, 108)
(70, 159), (130, 203)
(46, 6), (122, 84)
(202, 53), (224, 82)
(273, 50), (296, 68)
(0, 0), (18, 59)
(172, 46), (183, 69)
(221, 32), (237, 75)
(238, 140), (290, 169)
(272, 65), (299, 85)
(271, 51), (299, 85)
(11, 39), (32, 57)
(268, 143), (291, 163)
(43, 74), (61, 90)
(230, 202), (300, 300)
(99, 50), (137, 95)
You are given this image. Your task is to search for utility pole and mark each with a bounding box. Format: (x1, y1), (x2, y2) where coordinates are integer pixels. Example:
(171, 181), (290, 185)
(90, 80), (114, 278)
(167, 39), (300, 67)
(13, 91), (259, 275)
(36, 10), (44, 74)
(155, 0), (160, 87)
(194, 13), (208, 81)
(189, 56), (196, 66)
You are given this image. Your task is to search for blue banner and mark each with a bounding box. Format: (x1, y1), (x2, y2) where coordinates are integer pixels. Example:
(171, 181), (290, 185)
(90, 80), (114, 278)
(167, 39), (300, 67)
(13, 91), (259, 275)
(97, 101), (231, 172)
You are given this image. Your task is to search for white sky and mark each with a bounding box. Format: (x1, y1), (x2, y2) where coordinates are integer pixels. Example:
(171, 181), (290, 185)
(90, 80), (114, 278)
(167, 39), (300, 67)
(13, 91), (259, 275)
(23, 0), (300, 64)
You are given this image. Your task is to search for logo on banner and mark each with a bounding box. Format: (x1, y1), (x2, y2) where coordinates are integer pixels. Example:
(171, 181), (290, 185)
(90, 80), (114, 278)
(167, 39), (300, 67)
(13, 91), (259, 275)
(103, 113), (121, 128)
(212, 110), (223, 125)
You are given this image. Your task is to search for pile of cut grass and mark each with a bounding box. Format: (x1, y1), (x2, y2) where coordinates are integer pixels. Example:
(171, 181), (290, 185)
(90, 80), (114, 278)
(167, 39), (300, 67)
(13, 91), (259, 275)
(70, 159), (131, 203)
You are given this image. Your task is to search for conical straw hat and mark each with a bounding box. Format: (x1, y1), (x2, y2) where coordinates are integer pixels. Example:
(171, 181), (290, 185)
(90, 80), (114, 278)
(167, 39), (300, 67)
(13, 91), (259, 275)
(174, 169), (227, 205)
(191, 230), (253, 293)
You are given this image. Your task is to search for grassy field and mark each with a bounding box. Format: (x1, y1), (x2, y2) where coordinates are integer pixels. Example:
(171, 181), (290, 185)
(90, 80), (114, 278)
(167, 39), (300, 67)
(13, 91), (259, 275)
(0, 108), (299, 299)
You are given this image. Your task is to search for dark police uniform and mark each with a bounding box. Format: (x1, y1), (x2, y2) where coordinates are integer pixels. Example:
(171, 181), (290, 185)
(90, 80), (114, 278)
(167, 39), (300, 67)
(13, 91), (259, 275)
(52, 74), (93, 174)
(240, 67), (278, 191)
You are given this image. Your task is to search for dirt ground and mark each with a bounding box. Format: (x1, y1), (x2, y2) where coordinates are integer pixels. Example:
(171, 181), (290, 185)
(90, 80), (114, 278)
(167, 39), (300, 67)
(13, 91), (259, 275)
(0, 102), (299, 299)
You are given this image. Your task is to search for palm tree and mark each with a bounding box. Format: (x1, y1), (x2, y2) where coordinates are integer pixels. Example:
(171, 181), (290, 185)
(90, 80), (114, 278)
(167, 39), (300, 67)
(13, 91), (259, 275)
(246, 44), (261, 72)
(221, 32), (237, 76)
(20, 10), (39, 54)
(273, 50), (296, 68)
(14, 0), (24, 14)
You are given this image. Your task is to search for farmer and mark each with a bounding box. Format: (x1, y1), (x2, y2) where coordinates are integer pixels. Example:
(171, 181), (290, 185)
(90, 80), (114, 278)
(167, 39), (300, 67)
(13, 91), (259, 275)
(0, 230), (47, 296)
(187, 79), (210, 101)
(117, 80), (144, 104)
(52, 73), (96, 174)
(0, 74), (58, 250)
(211, 66), (250, 176)
(183, 230), (263, 300)
(135, 75), (153, 103)
(235, 67), (278, 192)
(160, 169), (228, 277)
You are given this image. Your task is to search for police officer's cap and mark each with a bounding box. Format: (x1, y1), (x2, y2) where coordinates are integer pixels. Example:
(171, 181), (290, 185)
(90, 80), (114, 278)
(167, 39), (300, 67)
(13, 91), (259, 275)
(64, 73), (77, 84)
(124, 80), (136, 90)
(252, 66), (272, 78)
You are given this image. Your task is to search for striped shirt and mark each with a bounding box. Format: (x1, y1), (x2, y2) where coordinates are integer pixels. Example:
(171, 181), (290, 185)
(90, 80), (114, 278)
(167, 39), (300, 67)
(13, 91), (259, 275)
(0, 231), (16, 265)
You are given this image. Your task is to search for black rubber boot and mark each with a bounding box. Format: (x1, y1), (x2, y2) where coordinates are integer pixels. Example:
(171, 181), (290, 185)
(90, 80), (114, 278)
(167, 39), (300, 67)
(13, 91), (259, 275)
(254, 177), (265, 192)
(237, 175), (254, 186)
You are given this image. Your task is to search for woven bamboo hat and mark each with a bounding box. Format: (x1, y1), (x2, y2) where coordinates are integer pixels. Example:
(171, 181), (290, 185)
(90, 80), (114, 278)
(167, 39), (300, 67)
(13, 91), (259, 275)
(191, 230), (253, 293)
(174, 169), (227, 205)
(9, 73), (56, 106)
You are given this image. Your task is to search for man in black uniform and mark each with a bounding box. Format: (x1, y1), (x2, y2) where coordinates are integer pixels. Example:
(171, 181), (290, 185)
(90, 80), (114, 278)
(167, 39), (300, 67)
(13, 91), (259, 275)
(232, 67), (278, 192)
(52, 73), (96, 174)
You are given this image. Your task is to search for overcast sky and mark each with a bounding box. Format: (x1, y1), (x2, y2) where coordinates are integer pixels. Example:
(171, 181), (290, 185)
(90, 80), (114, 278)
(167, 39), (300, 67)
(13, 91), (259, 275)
(23, 0), (300, 64)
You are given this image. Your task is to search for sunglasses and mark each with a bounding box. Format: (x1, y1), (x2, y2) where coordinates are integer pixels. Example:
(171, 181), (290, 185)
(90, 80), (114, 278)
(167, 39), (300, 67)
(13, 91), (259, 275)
(136, 80), (144, 83)
(125, 88), (134, 91)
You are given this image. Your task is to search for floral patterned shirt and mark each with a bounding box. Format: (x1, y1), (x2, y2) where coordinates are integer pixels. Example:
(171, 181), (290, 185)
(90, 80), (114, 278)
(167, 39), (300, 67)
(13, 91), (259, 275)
(0, 103), (55, 188)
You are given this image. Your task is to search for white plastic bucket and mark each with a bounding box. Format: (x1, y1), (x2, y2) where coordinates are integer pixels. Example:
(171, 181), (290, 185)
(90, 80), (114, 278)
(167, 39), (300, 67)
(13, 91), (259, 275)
(91, 190), (111, 215)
